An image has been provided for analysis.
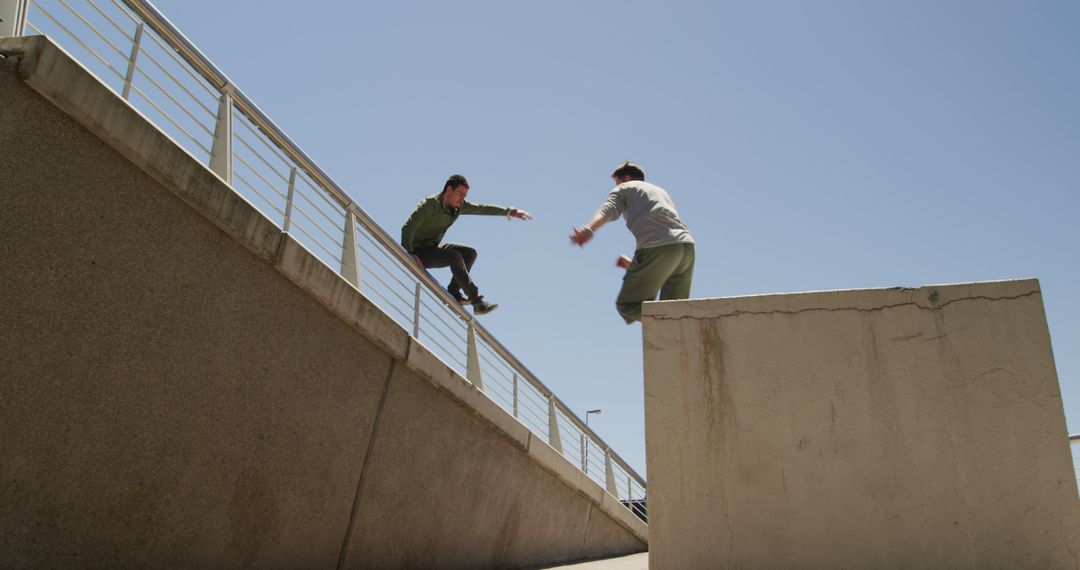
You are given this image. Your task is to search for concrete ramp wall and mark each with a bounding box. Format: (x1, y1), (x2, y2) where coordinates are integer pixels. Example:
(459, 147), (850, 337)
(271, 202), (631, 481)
(641, 281), (1079, 569)
(0, 36), (645, 568)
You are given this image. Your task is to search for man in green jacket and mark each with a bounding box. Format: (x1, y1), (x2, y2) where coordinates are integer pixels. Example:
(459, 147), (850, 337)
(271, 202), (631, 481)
(402, 174), (532, 315)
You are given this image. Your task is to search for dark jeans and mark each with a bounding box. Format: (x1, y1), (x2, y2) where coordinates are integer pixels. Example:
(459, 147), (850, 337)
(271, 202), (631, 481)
(414, 243), (479, 300)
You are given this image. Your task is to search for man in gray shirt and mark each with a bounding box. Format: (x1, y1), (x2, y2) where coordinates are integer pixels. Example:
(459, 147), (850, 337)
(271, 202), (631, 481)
(570, 161), (695, 324)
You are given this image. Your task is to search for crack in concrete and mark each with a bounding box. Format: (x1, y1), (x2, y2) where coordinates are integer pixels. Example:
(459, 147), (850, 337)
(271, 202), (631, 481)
(336, 357), (398, 570)
(952, 367), (1010, 389)
(1063, 520), (1080, 570)
(647, 291), (1040, 321)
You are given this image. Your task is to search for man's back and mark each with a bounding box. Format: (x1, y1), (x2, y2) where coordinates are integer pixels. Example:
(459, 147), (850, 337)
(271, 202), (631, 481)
(603, 181), (694, 250)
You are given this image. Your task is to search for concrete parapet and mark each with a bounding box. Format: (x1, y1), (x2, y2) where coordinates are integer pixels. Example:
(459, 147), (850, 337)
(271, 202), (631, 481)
(0, 35), (645, 567)
(642, 281), (1079, 569)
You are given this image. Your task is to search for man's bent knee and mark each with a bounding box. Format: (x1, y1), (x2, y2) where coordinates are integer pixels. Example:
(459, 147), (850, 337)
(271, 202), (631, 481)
(446, 250), (465, 266)
(616, 302), (642, 325)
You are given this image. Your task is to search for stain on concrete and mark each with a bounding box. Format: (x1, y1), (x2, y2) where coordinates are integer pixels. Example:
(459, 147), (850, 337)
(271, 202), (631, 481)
(699, 319), (735, 436)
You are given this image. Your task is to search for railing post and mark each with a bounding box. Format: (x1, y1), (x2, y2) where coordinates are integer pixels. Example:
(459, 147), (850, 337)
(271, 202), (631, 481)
(282, 167), (296, 232)
(341, 210), (361, 289)
(580, 433), (587, 473)
(209, 84), (233, 183)
(412, 283), (421, 338)
(466, 322), (483, 390)
(512, 373), (518, 417)
(0, 0), (27, 37)
(121, 22), (144, 100)
(605, 448), (618, 496)
(547, 396), (562, 453)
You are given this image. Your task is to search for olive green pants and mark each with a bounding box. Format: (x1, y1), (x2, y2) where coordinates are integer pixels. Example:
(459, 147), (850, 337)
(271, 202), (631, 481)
(616, 242), (695, 324)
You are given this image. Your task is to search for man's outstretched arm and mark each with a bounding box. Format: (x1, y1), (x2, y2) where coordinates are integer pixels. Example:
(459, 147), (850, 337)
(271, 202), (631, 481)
(507, 208), (533, 220)
(569, 213), (609, 246)
(570, 189), (624, 246)
(459, 201), (533, 220)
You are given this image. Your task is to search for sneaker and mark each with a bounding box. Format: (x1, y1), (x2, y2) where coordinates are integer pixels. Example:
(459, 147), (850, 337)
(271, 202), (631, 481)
(448, 288), (472, 305)
(472, 297), (498, 316)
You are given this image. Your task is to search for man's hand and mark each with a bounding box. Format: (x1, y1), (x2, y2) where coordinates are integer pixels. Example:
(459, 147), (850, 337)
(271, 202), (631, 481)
(569, 226), (594, 246)
(509, 208), (533, 220)
(616, 254), (632, 269)
(412, 255), (424, 269)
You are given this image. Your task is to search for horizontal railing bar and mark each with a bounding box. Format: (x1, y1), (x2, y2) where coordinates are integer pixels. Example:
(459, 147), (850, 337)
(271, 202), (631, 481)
(57, 0), (128, 60)
(232, 153), (288, 202)
(132, 64), (214, 136)
(231, 171), (287, 220)
(291, 186), (342, 230)
(358, 267), (419, 311)
(104, 0), (139, 26)
(288, 206), (343, 255)
(416, 294), (469, 338)
(233, 122), (291, 183)
(415, 308), (468, 349)
(134, 45), (217, 117)
(294, 169), (342, 212)
(29, 1), (127, 82)
(86, 0), (134, 41)
(286, 220), (344, 267)
(140, 25), (219, 102)
(356, 253), (420, 301)
(413, 317), (467, 357)
(127, 84), (212, 156)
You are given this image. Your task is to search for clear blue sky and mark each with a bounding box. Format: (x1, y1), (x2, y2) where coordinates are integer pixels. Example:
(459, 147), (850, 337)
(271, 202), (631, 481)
(151, 0), (1078, 476)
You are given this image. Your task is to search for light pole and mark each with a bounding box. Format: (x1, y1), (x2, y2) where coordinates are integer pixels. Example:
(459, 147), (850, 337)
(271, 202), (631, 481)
(583, 409), (601, 474)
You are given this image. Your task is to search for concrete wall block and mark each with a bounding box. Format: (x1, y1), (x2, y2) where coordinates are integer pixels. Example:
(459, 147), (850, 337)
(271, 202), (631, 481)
(527, 434), (606, 507)
(0, 51), (396, 565)
(404, 338), (531, 451)
(583, 502), (651, 562)
(599, 490), (649, 543)
(643, 280), (1079, 570)
(338, 364), (647, 569)
(275, 236), (410, 361)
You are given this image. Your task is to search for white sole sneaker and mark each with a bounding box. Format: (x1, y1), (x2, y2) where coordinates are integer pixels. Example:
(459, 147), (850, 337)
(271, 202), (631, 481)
(473, 303), (498, 316)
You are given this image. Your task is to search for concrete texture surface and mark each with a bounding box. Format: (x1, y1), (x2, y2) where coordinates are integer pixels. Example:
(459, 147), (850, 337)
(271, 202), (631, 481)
(340, 363), (643, 568)
(0, 36), (645, 568)
(533, 552), (648, 570)
(0, 44), (386, 568)
(642, 281), (1080, 569)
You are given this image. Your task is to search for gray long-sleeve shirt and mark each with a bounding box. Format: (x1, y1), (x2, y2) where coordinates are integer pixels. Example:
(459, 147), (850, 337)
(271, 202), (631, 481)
(594, 181), (694, 250)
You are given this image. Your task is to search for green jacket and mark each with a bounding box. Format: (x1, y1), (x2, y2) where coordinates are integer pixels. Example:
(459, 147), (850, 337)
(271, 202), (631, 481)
(401, 194), (511, 253)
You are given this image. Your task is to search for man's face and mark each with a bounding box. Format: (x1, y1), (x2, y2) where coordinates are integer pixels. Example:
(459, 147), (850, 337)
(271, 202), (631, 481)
(443, 185), (468, 208)
(613, 175), (630, 185)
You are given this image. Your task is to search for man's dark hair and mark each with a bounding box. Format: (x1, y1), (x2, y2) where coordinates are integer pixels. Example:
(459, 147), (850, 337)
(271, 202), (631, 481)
(611, 161), (646, 181)
(443, 174), (470, 194)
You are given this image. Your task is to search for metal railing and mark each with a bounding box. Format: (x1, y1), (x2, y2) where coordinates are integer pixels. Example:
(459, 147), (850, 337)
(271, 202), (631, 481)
(3, 0), (648, 522)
